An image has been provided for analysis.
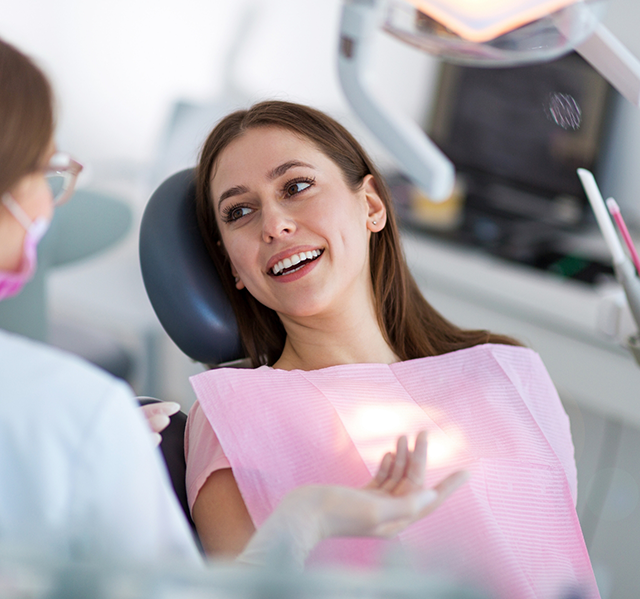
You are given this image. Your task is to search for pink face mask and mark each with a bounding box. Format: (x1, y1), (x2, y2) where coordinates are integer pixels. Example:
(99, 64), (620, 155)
(0, 194), (50, 301)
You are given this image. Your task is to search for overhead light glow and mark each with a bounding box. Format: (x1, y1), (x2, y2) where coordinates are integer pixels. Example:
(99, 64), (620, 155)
(382, 0), (607, 67)
(336, 403), (467, 470)
(405, 0), (579, 42)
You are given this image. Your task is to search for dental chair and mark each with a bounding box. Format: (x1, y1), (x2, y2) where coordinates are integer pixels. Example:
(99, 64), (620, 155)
(139, 168), (245, 534)
(139, 168), (243, 367)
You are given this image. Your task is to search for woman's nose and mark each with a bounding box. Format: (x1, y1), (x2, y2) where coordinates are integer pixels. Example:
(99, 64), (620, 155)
(261, 203), (296, 242)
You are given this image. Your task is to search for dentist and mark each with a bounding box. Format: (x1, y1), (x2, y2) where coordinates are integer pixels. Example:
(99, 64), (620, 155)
(0, 37), (201, 564)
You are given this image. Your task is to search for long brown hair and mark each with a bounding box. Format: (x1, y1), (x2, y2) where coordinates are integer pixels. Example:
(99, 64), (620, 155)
(0, 39), (54, 197)
(196, 101), (520, 366)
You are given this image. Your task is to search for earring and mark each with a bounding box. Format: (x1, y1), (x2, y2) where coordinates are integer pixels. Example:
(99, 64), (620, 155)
(234, 276), (239, 283)
(372, 220), (377, 225)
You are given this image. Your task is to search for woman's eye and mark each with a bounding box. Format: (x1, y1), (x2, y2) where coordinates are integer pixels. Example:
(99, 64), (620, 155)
(284, 180), (313, 197)
(225, 205), (252, 222)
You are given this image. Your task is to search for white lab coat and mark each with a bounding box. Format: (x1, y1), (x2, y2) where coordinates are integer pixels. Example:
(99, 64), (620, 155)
(0, 329), (201, 565)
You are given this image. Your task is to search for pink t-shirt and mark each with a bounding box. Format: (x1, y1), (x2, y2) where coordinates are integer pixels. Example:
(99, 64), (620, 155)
(184, 399), (230, 512)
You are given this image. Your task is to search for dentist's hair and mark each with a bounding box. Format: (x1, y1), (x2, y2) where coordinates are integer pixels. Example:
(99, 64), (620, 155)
(196, 100), (519, 367)
(0, 39), (54, 198)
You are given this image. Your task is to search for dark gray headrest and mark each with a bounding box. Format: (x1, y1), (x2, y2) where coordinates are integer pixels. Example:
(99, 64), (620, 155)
(139, 169), (243, 365)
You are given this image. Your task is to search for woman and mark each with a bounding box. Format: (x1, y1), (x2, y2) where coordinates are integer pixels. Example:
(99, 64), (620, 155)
(186, 101), (600, 597)
(0, 40), (459, 567)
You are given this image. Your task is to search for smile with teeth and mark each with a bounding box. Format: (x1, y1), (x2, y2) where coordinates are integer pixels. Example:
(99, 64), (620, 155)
(271, 249), (324, 276)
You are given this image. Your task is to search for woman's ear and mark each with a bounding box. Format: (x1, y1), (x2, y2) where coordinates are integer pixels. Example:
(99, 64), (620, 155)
(363, 175), (386, 232)
(230, 264), (245, 290)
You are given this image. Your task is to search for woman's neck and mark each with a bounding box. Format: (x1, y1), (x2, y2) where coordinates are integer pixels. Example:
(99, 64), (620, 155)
(273, 295), (399, 371)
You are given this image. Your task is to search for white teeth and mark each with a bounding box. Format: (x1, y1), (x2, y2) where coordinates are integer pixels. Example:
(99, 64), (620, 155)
(271, 250), (322, 275)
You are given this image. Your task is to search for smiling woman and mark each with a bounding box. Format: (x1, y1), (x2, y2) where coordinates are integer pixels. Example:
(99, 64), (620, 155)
(195, 101), (519, 368)
(208, 126), (382, 349)
(186, 100), (601, 598)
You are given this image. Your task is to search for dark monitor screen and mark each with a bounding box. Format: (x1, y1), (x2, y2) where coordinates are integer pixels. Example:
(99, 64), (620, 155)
(428, 52), (613, 204)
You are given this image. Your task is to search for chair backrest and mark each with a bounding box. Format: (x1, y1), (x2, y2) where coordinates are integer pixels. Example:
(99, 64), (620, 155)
(139, 168), (244, 366)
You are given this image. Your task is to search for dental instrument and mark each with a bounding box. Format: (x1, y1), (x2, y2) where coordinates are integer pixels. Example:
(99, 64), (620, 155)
(577, 168), (640, 365)
(606, 197), (640, 276)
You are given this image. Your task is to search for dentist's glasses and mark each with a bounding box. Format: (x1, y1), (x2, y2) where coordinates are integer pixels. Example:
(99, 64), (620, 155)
(45, 152), (83, 206)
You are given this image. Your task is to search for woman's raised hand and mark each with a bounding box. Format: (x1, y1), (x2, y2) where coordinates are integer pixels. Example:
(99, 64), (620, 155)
(237, 432), (469, 567)
(368, 431), (429, 493)
(316, 431), (470, 539)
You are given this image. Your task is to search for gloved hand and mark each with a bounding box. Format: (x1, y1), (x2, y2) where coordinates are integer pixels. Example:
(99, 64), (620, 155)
(138, 399), (181, 446)
(237, 431), (470, 568)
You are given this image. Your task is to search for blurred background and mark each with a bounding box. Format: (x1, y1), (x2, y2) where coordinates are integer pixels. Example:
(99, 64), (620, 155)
(1, 1), (640, 596)
(0, 0), (442, 401)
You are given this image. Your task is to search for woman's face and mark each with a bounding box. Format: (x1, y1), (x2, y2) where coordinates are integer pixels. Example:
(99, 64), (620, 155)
(210, 127), (386, 320)
(0, 141), (55, 272)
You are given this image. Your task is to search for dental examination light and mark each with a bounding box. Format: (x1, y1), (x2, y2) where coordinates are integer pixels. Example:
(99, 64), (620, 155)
(338, 0), (640, 201)
(338, 0), (640, 359)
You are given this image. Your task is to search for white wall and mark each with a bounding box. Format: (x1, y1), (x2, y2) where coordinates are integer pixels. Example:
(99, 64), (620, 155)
(0, 0), (436, 177)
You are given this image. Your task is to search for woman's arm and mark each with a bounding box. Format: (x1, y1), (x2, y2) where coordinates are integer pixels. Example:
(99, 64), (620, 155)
(191, 467), (256, 558)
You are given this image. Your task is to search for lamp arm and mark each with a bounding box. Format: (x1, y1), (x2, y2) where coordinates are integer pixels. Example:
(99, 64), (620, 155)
(338, 0), (455, 201)
(576, 23), (640, 108)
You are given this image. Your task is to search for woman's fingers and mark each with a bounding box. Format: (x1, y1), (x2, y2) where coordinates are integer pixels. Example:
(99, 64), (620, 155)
(368, 452), (394, 488)
(373, 469), (470, 536)
(146, 413), (171, 434)
(139, 401), (180, 432)
(368, 487), (438, 537)
(417, 469), (471, 518)
(379, 435), (409, 491)
(140, 401), (181, 419)
(325, 465), (471, 540)
(406, 430), (427, 488)
(139, 401), (181, 442)
(369, 432), (427, 493)
(379, 431), (427, 494)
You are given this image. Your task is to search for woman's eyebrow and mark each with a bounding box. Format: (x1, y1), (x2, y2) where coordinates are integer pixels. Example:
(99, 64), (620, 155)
(218, 185), (248, 207)
(268, 160), (314, 180)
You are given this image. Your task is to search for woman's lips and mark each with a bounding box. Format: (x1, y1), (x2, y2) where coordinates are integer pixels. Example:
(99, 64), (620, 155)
(270, 249), (324, 276)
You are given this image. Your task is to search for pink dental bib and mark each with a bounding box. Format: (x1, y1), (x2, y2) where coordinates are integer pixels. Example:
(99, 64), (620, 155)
(190, 344), (599, 599)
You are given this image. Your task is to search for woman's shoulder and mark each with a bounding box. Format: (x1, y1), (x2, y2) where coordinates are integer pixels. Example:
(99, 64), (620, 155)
(389, 343), (549, 391)
(396, 343), (539, 370)
(470, 342), (543, 370)
(460, 342), (538, 362)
